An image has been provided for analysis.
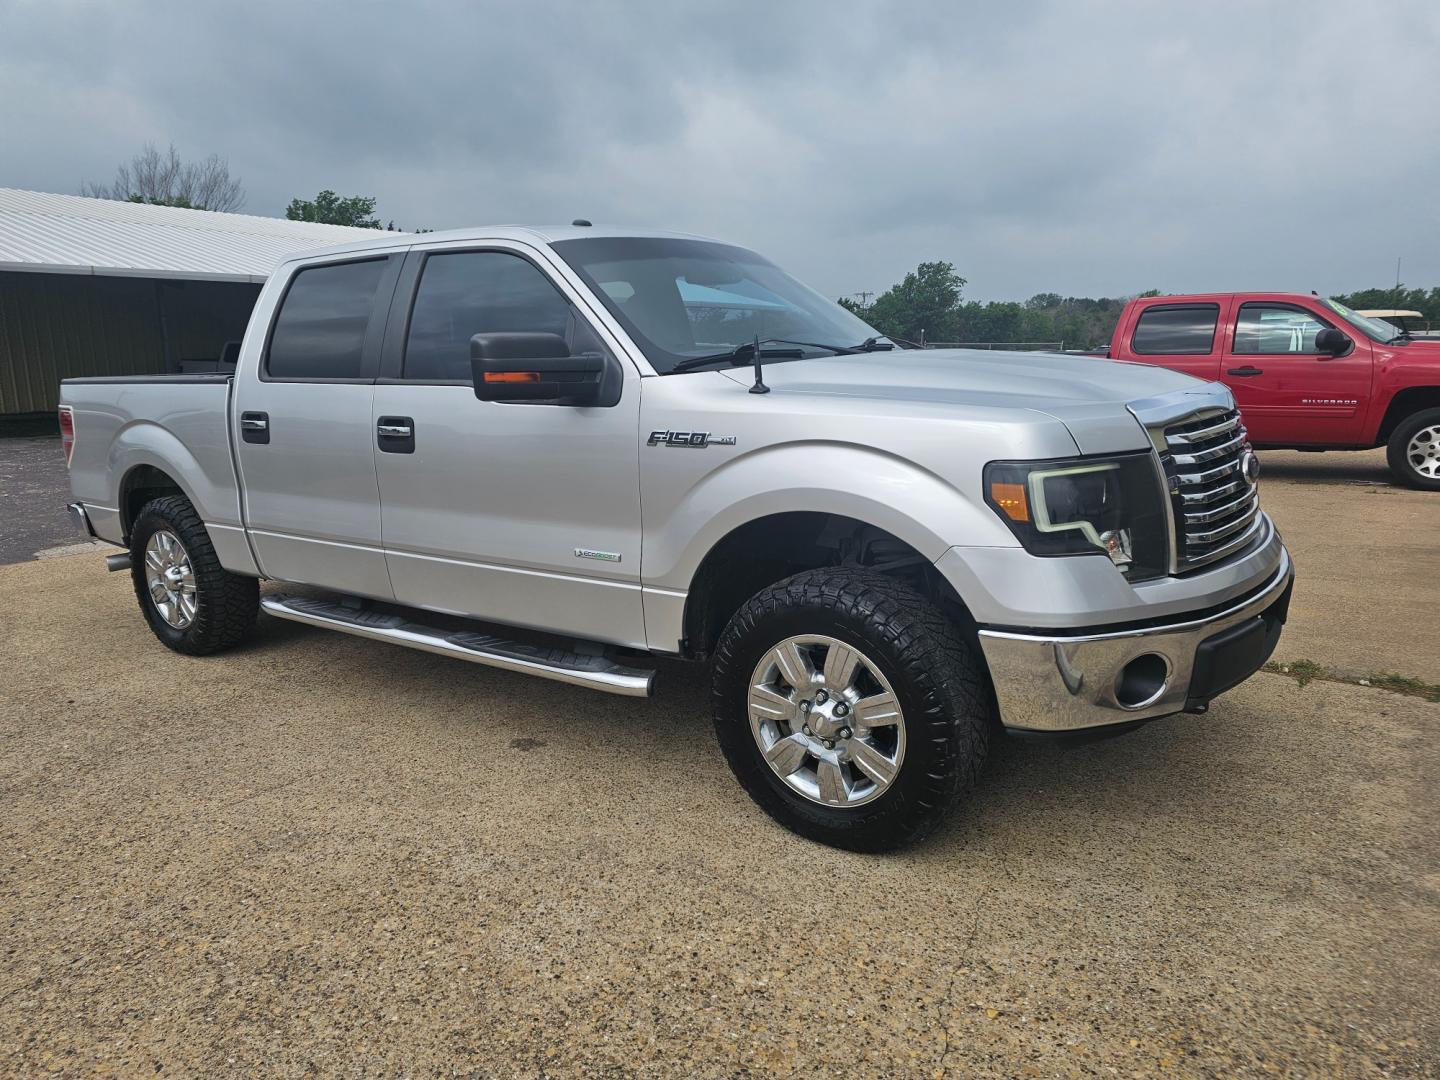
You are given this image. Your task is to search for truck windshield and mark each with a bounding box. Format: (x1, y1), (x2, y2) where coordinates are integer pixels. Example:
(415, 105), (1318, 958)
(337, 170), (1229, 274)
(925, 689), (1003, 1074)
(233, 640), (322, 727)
(1320, 298), (1405, 344)
(550, 237), (888, 374)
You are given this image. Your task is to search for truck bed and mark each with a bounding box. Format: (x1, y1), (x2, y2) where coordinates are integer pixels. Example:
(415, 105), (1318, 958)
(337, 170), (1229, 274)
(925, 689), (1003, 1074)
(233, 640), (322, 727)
(62, 373), (234, 385)
(59, 374), (245, 562)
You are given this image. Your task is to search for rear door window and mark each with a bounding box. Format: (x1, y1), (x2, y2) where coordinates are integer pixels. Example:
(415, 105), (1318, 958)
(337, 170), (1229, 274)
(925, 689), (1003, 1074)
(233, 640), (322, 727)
(267, 258), (389, 379)
(1130, 304), (1220, 355)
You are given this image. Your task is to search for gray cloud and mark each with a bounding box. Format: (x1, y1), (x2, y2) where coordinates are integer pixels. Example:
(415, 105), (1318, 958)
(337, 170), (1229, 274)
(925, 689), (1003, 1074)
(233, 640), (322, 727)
(2, 0), (1438, 301)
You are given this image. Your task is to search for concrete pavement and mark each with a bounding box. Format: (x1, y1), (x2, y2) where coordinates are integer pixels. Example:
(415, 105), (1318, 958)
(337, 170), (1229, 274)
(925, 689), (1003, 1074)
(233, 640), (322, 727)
(1, 451), (1437, 1077)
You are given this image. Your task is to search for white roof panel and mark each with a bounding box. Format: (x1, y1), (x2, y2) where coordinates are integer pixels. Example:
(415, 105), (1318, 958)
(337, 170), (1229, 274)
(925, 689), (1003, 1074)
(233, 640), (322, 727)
(0, 188), (402, 282)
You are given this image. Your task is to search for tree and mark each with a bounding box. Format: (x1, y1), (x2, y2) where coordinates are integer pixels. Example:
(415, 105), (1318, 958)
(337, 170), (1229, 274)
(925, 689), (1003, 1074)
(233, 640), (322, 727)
(1333, 285), (1439, 321)
(864, 262), (967, 342)
(81, 143), (244, 212)
(285, 191), (382, 229)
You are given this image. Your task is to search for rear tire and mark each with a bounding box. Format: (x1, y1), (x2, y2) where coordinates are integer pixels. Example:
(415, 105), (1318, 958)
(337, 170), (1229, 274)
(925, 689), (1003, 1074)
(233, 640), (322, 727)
(1386, 407), (1440, 490)
(129, 494), (258, 655)
(711, 567), (992, 852)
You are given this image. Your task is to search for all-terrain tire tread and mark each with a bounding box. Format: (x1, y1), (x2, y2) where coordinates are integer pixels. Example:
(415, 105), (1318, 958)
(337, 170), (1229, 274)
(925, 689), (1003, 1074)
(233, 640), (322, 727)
(130, 494), (259, 655)
(711, 567), (991, 851)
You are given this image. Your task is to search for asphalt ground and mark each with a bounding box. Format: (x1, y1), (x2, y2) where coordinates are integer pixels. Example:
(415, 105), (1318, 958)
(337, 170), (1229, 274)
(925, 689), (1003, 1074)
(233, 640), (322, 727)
(0, 441), (1436, 1077)
(0, 436), (94, 565)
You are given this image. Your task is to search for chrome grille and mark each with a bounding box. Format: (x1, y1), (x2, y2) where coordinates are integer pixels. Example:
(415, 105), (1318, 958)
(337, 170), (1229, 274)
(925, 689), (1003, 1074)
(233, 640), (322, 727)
(1161, 408), (1262, 571)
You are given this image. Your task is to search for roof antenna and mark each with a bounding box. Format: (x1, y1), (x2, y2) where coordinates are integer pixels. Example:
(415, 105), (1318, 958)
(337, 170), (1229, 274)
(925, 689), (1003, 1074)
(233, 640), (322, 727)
(748, 334), (770, 395)
(572, 218), (592, 227)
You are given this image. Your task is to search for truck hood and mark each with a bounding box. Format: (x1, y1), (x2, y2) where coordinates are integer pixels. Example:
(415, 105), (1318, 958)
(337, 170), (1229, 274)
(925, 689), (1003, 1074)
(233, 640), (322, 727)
(718, 348), (1215, 454)
(1389, 338), (1440, 362)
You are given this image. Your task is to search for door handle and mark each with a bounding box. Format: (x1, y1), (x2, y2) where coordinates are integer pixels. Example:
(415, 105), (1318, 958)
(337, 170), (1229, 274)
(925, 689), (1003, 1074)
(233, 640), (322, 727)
(1226, 366), (1264, 377)
(376, 416), (415, 454)
(240, 411), (270, 444)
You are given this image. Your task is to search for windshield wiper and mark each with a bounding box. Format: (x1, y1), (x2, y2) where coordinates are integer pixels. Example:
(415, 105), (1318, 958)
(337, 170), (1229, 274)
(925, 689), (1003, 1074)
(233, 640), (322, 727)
(670, 341), (804, 374)
(766, 336), (895, 354)
(670, 336), (893, 374)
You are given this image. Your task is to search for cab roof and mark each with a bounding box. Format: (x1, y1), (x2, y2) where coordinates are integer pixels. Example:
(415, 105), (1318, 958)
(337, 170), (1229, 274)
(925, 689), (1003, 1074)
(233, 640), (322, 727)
(276, 224), (721, 267)
(1130, 291), (1325, 305)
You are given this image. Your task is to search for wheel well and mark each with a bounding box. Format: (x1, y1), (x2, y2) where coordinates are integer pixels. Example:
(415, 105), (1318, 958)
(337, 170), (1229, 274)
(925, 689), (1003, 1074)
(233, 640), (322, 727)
(120, 465), (185, 540)
(681, 512), (976, 659)
(1377, 387), (1440, 444)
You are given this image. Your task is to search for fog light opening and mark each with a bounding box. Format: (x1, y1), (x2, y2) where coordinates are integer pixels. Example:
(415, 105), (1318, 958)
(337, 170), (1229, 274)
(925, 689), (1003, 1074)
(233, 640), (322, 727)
(1114, 653), (1169, 709)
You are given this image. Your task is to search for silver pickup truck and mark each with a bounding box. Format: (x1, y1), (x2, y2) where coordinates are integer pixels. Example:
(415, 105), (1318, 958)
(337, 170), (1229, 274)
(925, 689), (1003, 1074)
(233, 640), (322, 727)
(60, 226), (1293, 850)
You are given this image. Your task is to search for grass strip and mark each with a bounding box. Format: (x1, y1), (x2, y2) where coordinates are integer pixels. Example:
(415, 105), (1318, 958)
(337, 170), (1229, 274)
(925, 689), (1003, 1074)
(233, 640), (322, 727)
(1264, 659), (1440, 703)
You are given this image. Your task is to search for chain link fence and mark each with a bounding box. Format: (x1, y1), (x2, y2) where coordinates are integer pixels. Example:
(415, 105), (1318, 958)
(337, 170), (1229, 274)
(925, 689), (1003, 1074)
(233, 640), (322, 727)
(920, 341), (1065, 352)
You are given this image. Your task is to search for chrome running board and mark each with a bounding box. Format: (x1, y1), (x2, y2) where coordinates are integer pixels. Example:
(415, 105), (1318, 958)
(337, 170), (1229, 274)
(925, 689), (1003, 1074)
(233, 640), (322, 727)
(260, 594), (654, 698)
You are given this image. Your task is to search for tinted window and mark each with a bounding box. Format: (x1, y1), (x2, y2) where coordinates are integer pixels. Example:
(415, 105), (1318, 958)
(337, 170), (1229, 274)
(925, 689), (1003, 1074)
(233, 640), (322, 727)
(551, 237), (884, 374)
(404, 251), (571, 380)
(1131, 304), (1219, 355)
(267, 259), (387, 379)
(1233, 303), (1332, 354)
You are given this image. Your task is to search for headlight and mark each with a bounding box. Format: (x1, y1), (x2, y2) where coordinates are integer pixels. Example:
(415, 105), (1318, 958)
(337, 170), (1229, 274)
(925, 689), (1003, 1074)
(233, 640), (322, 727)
(984, 453), (1169, 580)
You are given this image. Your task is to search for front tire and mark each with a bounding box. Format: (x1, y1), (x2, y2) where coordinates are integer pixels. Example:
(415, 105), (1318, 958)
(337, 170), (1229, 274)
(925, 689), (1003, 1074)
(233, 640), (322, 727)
(1386, 407), (1440, 490)
(711, 568), (992, 852)
(129, 494), (258, 655)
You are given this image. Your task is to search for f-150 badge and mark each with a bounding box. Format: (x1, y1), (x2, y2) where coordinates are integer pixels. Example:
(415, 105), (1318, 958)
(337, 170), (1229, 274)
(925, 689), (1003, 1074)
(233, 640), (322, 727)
(647, 430), (737, 448)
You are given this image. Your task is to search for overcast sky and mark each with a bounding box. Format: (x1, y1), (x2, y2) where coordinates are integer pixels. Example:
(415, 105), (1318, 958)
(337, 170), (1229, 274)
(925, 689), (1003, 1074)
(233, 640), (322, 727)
(2, 1), (1437, 301)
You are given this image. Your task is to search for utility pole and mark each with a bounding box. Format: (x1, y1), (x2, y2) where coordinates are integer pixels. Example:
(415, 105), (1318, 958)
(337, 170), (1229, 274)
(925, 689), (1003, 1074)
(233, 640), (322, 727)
(852, 291), (874, 307)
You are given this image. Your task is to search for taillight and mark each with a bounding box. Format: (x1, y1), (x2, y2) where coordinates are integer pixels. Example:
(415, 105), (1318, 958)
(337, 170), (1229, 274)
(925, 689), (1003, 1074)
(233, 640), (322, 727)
(58, 406), (75, 467)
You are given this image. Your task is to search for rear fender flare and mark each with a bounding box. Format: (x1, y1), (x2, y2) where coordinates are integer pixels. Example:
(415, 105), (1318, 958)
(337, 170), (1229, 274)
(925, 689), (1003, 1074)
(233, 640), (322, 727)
(108, 422), (253, 572)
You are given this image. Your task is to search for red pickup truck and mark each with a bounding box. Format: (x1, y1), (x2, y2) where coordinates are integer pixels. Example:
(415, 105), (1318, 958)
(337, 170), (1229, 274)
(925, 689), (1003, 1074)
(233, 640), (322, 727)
(1107, 292), (1440, 489)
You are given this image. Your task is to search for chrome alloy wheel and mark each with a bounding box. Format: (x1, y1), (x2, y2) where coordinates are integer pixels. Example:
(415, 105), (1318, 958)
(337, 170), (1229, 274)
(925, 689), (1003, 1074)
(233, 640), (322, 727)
(1407, 423), (1440, 479)
(748, 635), (905, 808)
(144, 529), (197, 629)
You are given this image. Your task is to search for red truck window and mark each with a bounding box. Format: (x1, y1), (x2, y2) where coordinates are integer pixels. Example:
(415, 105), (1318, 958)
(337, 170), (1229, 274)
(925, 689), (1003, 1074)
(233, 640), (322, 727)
(1232, 303), (1330, 354)
(1131, 304), (1219, 355)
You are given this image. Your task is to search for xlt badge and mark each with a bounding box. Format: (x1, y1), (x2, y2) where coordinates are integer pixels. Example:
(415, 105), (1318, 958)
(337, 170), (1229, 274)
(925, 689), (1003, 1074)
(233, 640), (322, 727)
(647, 429), (737, 448)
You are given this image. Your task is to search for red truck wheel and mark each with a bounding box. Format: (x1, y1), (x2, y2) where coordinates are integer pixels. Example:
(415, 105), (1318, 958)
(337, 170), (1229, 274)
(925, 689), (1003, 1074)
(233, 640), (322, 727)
(1387, 408), (1440, 491)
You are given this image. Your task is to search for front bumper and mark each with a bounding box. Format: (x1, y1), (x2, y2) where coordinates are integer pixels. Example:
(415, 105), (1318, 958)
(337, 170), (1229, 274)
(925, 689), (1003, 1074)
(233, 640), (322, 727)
(977, 548), (1293, 732)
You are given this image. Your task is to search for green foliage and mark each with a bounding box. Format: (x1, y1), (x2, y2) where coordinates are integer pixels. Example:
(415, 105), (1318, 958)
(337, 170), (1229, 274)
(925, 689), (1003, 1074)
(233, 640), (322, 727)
(852, 262), (1140, 349)
(864, 262), (968, 342)
(286, 190), (382, 229)
(1332, 285), (1440, 322)
(128, 194), (196, 209)
(1264, 659), (1440, 702)
(1368, 672), (1440, 703)
(853, 259), (1440, 352)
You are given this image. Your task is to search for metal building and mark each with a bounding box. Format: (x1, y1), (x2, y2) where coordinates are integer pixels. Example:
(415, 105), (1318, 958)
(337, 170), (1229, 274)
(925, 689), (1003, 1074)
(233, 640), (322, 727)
(0, 189), (387, 417)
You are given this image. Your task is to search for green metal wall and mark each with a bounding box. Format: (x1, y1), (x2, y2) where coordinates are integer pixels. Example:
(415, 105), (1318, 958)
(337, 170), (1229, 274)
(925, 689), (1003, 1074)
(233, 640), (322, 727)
(0, 272), (260, 415)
